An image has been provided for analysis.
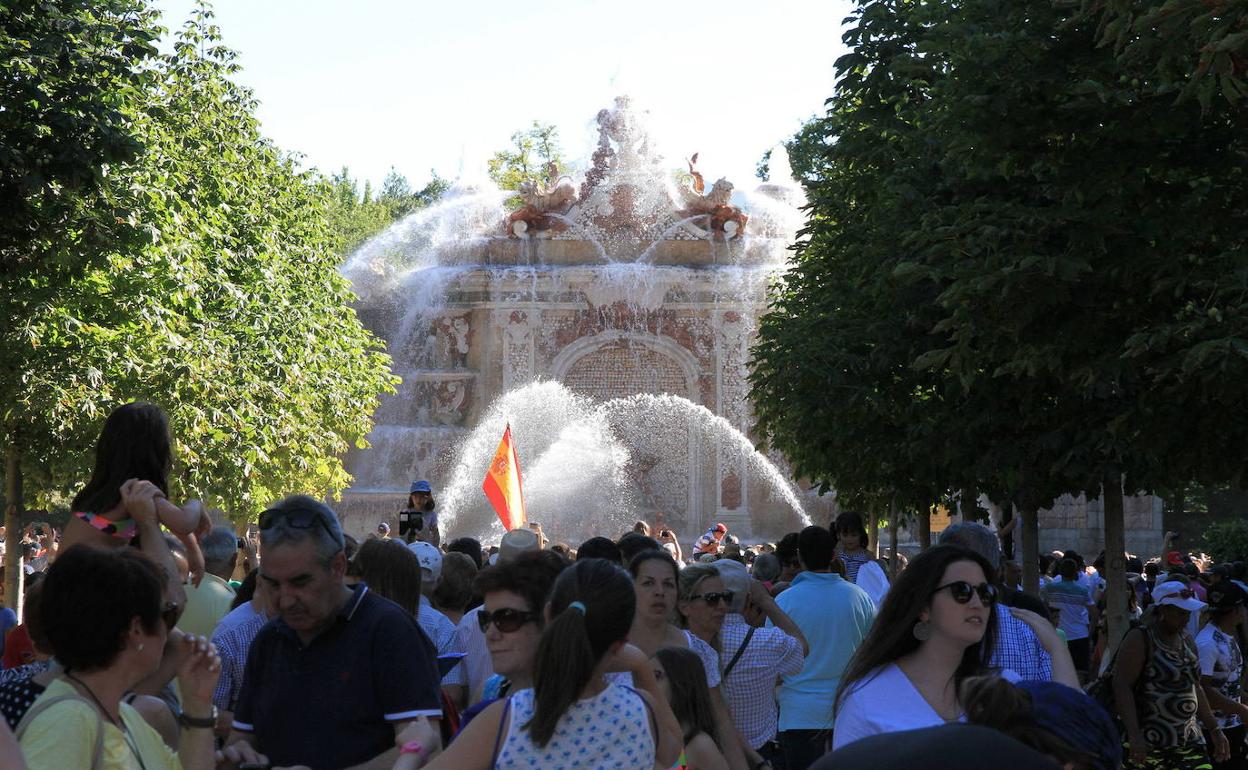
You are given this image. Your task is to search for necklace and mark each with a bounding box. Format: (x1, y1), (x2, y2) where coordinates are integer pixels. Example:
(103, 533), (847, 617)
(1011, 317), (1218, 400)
(64, 671), (148, 770)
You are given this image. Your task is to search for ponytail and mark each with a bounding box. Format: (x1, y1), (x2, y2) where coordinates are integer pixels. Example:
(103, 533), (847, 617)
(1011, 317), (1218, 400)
(526, 558), (635, 748)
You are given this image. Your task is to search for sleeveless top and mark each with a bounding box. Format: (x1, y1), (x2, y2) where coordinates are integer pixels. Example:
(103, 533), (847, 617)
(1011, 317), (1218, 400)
(495, 683), (655, 770)
(1137, 627), (1204, 747)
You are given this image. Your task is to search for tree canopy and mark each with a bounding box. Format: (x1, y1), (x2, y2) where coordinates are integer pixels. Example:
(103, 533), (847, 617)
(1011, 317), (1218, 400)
(487, 121), (565, 194)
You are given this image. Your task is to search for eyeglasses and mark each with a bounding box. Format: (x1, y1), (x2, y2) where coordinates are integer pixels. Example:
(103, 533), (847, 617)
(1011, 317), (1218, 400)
(931, 581), (998, 605)
(161, 601), (181, 632)
(688, 591), (734, 606)
(258, 507), (344, 549)
(477, 607), (541, 633)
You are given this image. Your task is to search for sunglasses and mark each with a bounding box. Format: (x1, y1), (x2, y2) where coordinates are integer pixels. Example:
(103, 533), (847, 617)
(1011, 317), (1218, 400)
(1162, 588), (1196, 601)
(258, 507), (344, 549)
(688, 591), (734, 606)
(161, 601), (181, 632)
(932, 581), (998, 605)
(477, 607), (541, 633)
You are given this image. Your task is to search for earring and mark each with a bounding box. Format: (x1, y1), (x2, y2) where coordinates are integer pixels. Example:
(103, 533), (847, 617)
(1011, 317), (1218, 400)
(912, 621), (931, 641)
(137, 643), (144, 652)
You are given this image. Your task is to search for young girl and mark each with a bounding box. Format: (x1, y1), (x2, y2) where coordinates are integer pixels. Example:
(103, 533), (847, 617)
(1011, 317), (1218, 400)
(653, 647), (729, 770)
(400, 558), (682, 769)
(60, 403), (212, 587)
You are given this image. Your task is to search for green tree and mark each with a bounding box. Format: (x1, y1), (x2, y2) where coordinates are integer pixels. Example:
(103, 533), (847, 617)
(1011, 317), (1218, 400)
(376, 166), (449, 221)
(322, 166), (392, 255)
(751, 0), (1248, 656)
(4, 2), (399, 601)
(487, 121), (564, 193)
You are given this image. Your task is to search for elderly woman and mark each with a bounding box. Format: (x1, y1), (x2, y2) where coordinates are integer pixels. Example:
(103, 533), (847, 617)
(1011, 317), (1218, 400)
(678, 564), (730, 650)
(16, 540), (221, 770)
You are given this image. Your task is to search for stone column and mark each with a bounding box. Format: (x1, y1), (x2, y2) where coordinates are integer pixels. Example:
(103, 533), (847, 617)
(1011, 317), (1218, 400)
(500, 309), (539, 390)
(714, 309), (752, 536)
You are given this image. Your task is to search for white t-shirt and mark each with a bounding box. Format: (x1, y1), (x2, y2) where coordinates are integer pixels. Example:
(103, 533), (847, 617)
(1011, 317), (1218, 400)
(832, 664), (1019, 750)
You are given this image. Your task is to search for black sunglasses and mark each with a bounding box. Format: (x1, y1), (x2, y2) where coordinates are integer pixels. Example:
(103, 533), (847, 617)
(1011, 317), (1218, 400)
(258, 507), (344, 549)
(689, 590), (734, 606)
(478, 607), (541, 633)
(932, 581), (998, 605)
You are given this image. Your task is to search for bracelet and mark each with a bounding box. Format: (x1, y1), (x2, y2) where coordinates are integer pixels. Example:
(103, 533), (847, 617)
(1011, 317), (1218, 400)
(400, 740), (424, 756)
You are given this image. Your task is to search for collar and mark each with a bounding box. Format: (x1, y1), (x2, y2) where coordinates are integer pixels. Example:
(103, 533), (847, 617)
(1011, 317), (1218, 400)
(723, 613), (750, 627)
(419, 594), (432, 609)
(201, 572), (232, 589)
(792, 570), (844, 585)
(340, 583), (369, 620)
(273, 583), (368, 642)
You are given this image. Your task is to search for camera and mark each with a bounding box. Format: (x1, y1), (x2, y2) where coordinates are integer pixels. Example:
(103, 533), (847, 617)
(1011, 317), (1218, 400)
(398, 510), (425, 538)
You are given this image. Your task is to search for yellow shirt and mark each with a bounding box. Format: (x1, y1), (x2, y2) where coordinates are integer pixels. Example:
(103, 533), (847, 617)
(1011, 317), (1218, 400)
(19, 678), (182, 770)
(179, 572), (236, 639)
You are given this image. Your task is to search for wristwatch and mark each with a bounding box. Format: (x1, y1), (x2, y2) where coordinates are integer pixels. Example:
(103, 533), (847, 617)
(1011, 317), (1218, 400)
(177, 704), (218, 729)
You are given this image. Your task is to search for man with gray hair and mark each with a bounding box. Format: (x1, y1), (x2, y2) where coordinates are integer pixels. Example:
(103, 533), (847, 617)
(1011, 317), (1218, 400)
(713, 558), (808, 769)
(222, 496), (442, 770)
(938, 521), (1055, 681)
(179, 526), (239, 638)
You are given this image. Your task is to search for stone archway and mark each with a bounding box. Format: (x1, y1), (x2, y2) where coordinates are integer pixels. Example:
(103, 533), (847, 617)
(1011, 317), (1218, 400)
(553, 333), (702, 533)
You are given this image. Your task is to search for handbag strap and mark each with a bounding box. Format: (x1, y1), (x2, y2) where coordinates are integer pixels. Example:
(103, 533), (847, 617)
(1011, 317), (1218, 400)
(490, 695), (513, 769)
(15, 693), (106, 770)
(723, 626), (756, 679)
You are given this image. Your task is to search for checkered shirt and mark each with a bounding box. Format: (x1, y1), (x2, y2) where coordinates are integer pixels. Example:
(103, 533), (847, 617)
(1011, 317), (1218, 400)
(211, 605), (269, 711)
(719, 613), (806, 750)
(989, 601), (1053, 681)
(419, 596), (466, 687)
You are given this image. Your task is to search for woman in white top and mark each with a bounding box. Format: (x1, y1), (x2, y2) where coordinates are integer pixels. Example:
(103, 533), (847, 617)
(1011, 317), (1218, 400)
(834, 545), (1022, 750)
(410, 558), (682, 770)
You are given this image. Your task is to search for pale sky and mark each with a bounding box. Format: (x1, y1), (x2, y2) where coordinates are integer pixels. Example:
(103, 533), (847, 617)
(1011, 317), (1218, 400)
(153, 0), (854, 190)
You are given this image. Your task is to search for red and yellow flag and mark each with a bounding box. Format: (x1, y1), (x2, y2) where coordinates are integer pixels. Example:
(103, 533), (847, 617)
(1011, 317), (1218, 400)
(483, 424), (527, 531)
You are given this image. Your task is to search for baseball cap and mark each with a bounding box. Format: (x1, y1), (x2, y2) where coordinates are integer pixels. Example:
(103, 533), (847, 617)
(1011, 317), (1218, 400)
(377, 522), (390, 534)
(713, 523), (727, 533)
(499, 528), (540, 563)
(408, 541), (443, 583)
(1164, 550), (1185, 567)
(410, 480), (432, 494)
(1152, 580), (1206, 612)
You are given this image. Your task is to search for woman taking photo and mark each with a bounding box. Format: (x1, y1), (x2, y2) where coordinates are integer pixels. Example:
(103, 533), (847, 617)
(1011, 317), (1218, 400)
(403, 558), (681, 769)
(653, 647), (729, 770)
(16, 539), (221, 769)
(833, 544), (1057, 749)
(1114, 580), (1229, 769)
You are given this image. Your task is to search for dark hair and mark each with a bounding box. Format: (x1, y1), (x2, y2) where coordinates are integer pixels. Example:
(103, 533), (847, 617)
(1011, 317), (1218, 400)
(527, 558), (636, 747)
(353, 538), (422, 616)
(1058, 558), (1078, 581)
(406, 492), (436, 512)
(629, 549), (679, 583)
(434, 552), (478, 614)
(42, 546), (166, 671)
(798, 525), (835, 571)
(961, 677), (1098, 770)
(655, 646), (719, 747)
(834, 545), (998, 715)
(576, 536), (622, 564)
(72, 402), (173, 514)
(448, 537), (484, 569)
(617, 532), (661, 566)
(1143, 561), (1160, 578)
(25, 579), (51, 655)
(832, 512), (869, 551)
(230, 570), (258, 611)
(776, 533), (800, 568)
(476, 549), (569, 618)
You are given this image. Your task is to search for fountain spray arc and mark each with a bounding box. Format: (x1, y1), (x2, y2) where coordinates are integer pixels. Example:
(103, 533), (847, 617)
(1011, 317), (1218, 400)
(339, 96), (823, 544)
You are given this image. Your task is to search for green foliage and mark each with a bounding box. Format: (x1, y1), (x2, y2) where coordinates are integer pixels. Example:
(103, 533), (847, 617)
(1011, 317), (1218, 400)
(321, 167), (392, 256)
(377, 166), (449, 221)
(750, 0), (1248, 517)
(487, 121), (564, 194)
(4, 6), (398, 519)
(1203, 519), (1248, 563)
(755, 117), (831, 186)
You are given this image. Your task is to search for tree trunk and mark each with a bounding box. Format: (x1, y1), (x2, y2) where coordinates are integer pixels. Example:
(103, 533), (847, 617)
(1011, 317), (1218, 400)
(918, 506), (931, 549)
(4, 440), (24, 621)
(1001, 502), (1015, 560)
(1103, 474), (1129, 661)
(1019, 502), (1040, 596)
(960, 485), (982, 521)
(889, 497), (900, 580)
(868, 508), (880, 558)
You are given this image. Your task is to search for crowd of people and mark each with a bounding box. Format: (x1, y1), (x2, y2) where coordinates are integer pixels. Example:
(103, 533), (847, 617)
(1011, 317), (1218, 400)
(0, 402), (1243, 770)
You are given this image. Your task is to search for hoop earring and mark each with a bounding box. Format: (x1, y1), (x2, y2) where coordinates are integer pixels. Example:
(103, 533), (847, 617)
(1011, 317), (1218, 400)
(912, 621), (931, 642)
(137, 643), (145, 652)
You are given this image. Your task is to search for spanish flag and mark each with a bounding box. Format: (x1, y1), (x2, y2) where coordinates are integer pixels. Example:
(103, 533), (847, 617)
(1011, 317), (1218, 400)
(483, 424), (527, 531)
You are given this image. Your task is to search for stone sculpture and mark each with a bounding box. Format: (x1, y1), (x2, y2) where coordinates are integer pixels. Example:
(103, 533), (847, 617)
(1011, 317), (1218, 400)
(678, 153), (748, 237)
(506, 161), (578, 236)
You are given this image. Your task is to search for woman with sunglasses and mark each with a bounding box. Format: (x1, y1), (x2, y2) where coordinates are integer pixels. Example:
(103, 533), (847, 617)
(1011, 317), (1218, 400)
(17, 542), (222, 770)
(678, 565), (731, 650)
(1113, 580), (1229, 769)
(453, 550), (569, 733)
(832, 545), (1012, 750)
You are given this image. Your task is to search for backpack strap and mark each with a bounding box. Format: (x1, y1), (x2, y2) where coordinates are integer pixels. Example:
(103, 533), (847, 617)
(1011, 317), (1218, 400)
(722, 626), (756, 679)
(15, 693), (106, 770)
(490, 695), (513, 769)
